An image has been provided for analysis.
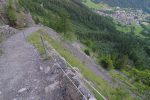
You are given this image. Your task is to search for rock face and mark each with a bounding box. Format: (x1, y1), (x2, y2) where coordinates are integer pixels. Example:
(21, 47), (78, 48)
(15, 12), (35, 28)
(40, 61), (95, 100)
(43, 41), (96, 100)
(0, 0), (6, 5)
(24, 12), (35, 27)
(0, 25), (18, 42)
(42, 63), (83, 100)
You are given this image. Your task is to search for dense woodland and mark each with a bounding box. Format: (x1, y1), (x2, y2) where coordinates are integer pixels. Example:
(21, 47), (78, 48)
(18, 0), (150, 97)
(93, 0), (150, 13)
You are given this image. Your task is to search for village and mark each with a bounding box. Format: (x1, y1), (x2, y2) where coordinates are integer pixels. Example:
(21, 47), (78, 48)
(96, 7), (150, 25)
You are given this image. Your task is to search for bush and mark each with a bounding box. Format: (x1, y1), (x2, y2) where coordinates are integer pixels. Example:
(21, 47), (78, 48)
(84, 49), (90, 56)
(100, 56), (114, 70)
(130, 69), (150, 86)
(83, 40), (92, 47)
(6, 6), (17, 26)
(115, 55), (129, 70)
(33, 16), (40, 24)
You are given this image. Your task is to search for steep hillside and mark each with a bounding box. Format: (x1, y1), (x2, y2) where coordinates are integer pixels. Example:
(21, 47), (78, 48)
(19, 0), (115, 32)
(4, 0), (150, 99)
(93, 0), (150, 13)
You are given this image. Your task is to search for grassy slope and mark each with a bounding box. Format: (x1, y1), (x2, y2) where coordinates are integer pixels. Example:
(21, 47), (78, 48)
(82, 0), (108, 9)
(27, 30), (133, 100)
(83, 0), (144, 36)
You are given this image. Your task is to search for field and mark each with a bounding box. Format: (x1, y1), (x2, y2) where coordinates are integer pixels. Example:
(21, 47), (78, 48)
(82, 0), (108, 9)
(116, 23), (144, 38)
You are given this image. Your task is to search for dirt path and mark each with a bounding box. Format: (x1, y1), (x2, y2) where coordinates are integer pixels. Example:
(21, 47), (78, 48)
(0, 26), (93, 100)
(0, 27), (45, 100)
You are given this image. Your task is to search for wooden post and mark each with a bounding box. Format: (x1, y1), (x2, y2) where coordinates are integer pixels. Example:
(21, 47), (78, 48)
(22, 30), (26, 40)
(40, 34), (47, 58)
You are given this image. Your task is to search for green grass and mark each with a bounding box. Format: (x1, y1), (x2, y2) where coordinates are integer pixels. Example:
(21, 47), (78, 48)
(131, 22), (143, 35)
(145, 24), (150, 31)
(116, 25), (131, 33)
(82, 0), (108, 9)
(27, 31), (50, 60)
(110, 70), (150, 99)
(27, 32), (45, 55)
(27, 30), (133, 100)
(116, 23), (145, 38)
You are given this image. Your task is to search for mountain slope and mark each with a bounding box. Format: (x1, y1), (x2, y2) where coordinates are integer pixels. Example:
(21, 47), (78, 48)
(17, 0), (150, 99)
(93, 0), (150, 13)
(0, 26), (95, 100)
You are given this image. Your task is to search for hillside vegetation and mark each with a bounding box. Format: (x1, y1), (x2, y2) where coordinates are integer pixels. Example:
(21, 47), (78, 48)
(18, 0), (150, 99)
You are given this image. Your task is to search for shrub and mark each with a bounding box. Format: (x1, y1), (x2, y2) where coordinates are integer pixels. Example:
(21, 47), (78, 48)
(130, 69), (150, 86)
(83, 40), (92, 47)
(33, 16), (40, 24)
(84, 49), (90, 56)
(100, 56), (114, 70)
(6, 6), (17, 26)
(115, 55), (129, 70)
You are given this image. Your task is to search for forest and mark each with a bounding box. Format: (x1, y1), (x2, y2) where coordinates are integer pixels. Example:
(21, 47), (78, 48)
(18, 0), (150, 97)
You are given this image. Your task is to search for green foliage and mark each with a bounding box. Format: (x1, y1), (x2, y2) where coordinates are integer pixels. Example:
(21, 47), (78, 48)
(28, 30), (133, 100)
(129, 69), (150, 87)
(100, 56), (114, 70)
(84, 49), (90, 56)
(33, 16), (40, 24)
(19, 0), (73, 34)
(114, 55), (129, 70)
(20, 0), (150, 98)
(27, 31), (46, 56)
(18, 0), (150, 70)
(83, 40), (92, 47)
(82, 0), (108, 9)
(6, 3), (17, 26)
(19, 0), (115, 32)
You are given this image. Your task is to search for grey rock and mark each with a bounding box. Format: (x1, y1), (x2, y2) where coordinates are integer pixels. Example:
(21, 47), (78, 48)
(18, 88), (27, 93)
(44, 66), (50, 74)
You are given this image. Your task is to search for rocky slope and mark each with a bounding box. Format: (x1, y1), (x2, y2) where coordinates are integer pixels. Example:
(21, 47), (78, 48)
(0, 26), (95, 100)
(0, 25), (18, 42)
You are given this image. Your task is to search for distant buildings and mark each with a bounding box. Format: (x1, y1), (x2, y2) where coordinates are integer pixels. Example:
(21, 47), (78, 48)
(96, 8), (149, 25)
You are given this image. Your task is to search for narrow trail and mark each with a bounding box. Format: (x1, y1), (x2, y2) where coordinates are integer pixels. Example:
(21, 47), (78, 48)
(0, 27), (91, 100)
(0, 27), (45, 100)
(0, 26), (115, 99)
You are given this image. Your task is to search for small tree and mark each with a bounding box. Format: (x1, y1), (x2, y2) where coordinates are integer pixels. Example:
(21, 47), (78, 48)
(84, 49), (90, 56)
(115, 55), (129, 70)
(100, 55), (114, 70)
(6, 0), (17, 26)
(59, 9), (72, 34)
